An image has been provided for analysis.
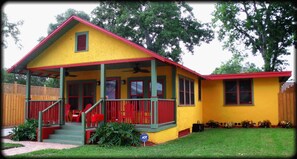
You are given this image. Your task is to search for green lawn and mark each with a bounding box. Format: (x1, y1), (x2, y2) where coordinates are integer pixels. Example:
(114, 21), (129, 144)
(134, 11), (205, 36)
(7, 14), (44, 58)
(2, 143), (24, 150)
(10, 128), (295, 158)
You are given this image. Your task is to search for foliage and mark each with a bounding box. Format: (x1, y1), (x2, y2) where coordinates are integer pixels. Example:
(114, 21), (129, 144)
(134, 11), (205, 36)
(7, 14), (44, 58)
(223, 122), (234, 128)
(212, 53), (262, 74)
(1, 12), (23, 49)
(1, 68), (59, 88)
(2, 143), (24, 150)
(278, 120), (293, 128)
(91, 1), (214, 63)
(212, 1), (295, 71)
(15, 129), (295, 158)
(89, 122), (141, 147)
(258, 120), (271, 128)
(10, 119), (38, 141)
(38, 8), (90, 41)
(241, 120), (255, 128)
(206, 120), (220, 128)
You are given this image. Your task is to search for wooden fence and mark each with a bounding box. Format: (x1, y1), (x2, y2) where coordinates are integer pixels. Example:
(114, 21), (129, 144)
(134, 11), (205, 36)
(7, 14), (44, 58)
(2, 82), (59, 127)
(278, 84), (296, 126)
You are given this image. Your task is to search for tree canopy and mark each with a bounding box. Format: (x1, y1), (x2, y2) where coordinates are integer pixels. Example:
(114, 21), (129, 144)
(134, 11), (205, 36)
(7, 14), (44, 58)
(1, 12), (23, 49)
(91, 1), (214, 62)
(212, 54), (262, 74)
(212, 1), (295, 71)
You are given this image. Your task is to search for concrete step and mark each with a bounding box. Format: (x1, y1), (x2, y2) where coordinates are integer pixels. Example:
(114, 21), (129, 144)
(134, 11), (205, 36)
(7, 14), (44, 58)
(54, 129), (82, 136)
(43, 138), (83, 145)
(49, 134), (82, 141)
(61, 124), (82, 130)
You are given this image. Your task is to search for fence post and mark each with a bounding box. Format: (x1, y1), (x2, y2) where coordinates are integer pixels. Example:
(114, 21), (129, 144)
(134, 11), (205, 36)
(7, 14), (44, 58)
(82, 112), (86, 145)
(38, 111), (43, 142)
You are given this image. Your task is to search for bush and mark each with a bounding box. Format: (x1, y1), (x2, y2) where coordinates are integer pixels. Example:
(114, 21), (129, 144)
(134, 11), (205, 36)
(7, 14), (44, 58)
(224, 122), (233, 128)
(258, 120), (271, 128)
(89, 122), (141, 147)
(241, 120), (254, 128)
(206, 120), (219, 128)
(278, 120), (293, 128)
(10, 119), (38, 141)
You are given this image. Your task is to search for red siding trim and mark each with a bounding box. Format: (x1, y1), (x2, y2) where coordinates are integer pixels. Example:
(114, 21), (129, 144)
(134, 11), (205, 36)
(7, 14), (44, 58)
(206, 71), (291, 80)
(178, 128), (190, 138)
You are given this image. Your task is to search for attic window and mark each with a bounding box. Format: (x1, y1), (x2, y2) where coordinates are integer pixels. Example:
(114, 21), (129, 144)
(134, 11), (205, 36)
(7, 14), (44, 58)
(75, 32), (88, 52)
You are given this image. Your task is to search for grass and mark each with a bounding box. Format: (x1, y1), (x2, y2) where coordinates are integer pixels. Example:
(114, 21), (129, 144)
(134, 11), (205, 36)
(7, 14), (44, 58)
(10, 128), (295, 158)
(2, 143), (24, 150)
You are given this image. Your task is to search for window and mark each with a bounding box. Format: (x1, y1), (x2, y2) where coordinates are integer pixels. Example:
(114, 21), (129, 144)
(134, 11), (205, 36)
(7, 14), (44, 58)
(179, 77), (195, 105)
(149, 80), (164, 98)
(224, 79), (253, 105)
(67, 81), (96, 110)
(75, 32), (88, 52)
(130, 80), (144, 99)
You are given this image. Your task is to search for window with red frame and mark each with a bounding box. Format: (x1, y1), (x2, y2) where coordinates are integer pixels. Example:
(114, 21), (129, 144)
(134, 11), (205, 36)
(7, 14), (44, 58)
(130, 80), (144, 99)
(224, 79), (253, 105)
(83, 83), (94, 108)
(149, 80), (164, 98)
(179, 77), (195, 105)
(68, 84), (79, 110)
(75, 32), (88, 52)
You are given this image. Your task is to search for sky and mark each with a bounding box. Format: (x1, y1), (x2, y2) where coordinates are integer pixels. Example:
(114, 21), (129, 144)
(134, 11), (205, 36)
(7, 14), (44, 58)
(2, 2), (295, 80)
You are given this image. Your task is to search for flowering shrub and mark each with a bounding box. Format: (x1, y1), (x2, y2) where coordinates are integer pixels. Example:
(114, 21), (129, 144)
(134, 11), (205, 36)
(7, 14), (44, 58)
(278, 120), (293, 128)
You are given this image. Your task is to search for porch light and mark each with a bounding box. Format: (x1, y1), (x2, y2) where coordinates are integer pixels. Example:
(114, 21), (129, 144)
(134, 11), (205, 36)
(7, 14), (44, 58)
(121, 80), (126, 85)
(97, 81), (100, 85)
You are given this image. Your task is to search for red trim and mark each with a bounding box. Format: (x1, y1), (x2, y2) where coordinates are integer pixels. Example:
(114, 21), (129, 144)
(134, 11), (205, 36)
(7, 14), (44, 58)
(206, 71), (291, 80)
(27, 57), (154, 71)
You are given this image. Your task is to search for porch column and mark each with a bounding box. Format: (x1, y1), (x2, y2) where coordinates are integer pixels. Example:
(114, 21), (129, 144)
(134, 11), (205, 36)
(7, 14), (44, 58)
(172, 66), (177, 124)
(25, 70), (31, 119)
(151, 59), (158, 128)
(59, 68), (65, 125)
(100, 64), (106, 122)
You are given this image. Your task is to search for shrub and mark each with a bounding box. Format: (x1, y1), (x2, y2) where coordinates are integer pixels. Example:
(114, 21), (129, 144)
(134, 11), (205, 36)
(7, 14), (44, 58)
(258, 120), (271, 128)
(278, 120), (293, 128)
(224, 122), (233, 128)
(206, 120), (219, 128)
(10, 119), (38, 141)
(89, 122), (141, 147)
(241, 120), (254, 128)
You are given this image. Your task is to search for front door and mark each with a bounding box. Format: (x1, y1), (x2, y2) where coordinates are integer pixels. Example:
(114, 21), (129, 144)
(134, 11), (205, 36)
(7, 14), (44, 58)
(106, 78), (120, 122)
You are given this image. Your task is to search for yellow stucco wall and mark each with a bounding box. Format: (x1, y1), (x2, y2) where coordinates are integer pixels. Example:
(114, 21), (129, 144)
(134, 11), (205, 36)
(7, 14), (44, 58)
(202, 77), (280, 125)
(28, 23), (150, 68)
(176, 68), (203, 132)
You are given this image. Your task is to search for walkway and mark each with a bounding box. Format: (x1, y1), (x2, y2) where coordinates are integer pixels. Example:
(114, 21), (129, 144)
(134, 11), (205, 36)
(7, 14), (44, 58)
(2, 138), (79, 156)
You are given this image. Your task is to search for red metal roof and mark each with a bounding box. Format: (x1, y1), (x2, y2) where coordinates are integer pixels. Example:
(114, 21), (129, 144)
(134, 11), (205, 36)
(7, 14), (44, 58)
(204, 71), (292, 80)
(7, 16), (204, 78)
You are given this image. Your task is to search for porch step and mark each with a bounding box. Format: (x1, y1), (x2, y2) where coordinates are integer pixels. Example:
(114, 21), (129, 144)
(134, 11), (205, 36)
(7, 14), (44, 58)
(43, 138), (82, 145)
(43, 124), (84, 145)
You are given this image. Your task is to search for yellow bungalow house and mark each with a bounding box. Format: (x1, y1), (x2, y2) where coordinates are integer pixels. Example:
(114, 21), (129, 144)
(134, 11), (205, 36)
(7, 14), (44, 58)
(8, 16), (291, 145)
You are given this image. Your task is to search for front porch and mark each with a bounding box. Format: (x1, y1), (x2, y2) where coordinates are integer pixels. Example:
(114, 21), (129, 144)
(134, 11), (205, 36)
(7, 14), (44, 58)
(24, 59), (177, 144)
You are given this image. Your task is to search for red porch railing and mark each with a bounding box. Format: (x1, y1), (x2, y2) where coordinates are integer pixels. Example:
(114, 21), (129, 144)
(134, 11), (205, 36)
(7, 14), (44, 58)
(83, 99), (103, 129)
(28, 100), (58, 121)
(158, 99), (175, 124)
(41, 100), (61, 125)
(105, 99), (152, 125)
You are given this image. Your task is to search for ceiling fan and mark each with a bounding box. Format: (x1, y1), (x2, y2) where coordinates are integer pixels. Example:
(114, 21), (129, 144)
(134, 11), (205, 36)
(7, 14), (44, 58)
(38, 69), (77, 78)
(123, 63), (150, 73)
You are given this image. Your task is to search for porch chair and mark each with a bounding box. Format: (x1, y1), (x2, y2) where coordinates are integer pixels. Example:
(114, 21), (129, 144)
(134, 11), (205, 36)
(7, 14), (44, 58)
(120, 103), (136, 124)
(65, 103), (72, 122)
(75, 103), (92, 122)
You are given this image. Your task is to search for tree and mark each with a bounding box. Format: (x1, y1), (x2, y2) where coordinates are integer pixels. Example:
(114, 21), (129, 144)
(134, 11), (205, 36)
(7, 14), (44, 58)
(91, 1), (214, 62)
(38, 8), (90, 41)
(1, 12), (23, 49)
(212, 1), (295, 71)
(212, 54), (262, 74)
